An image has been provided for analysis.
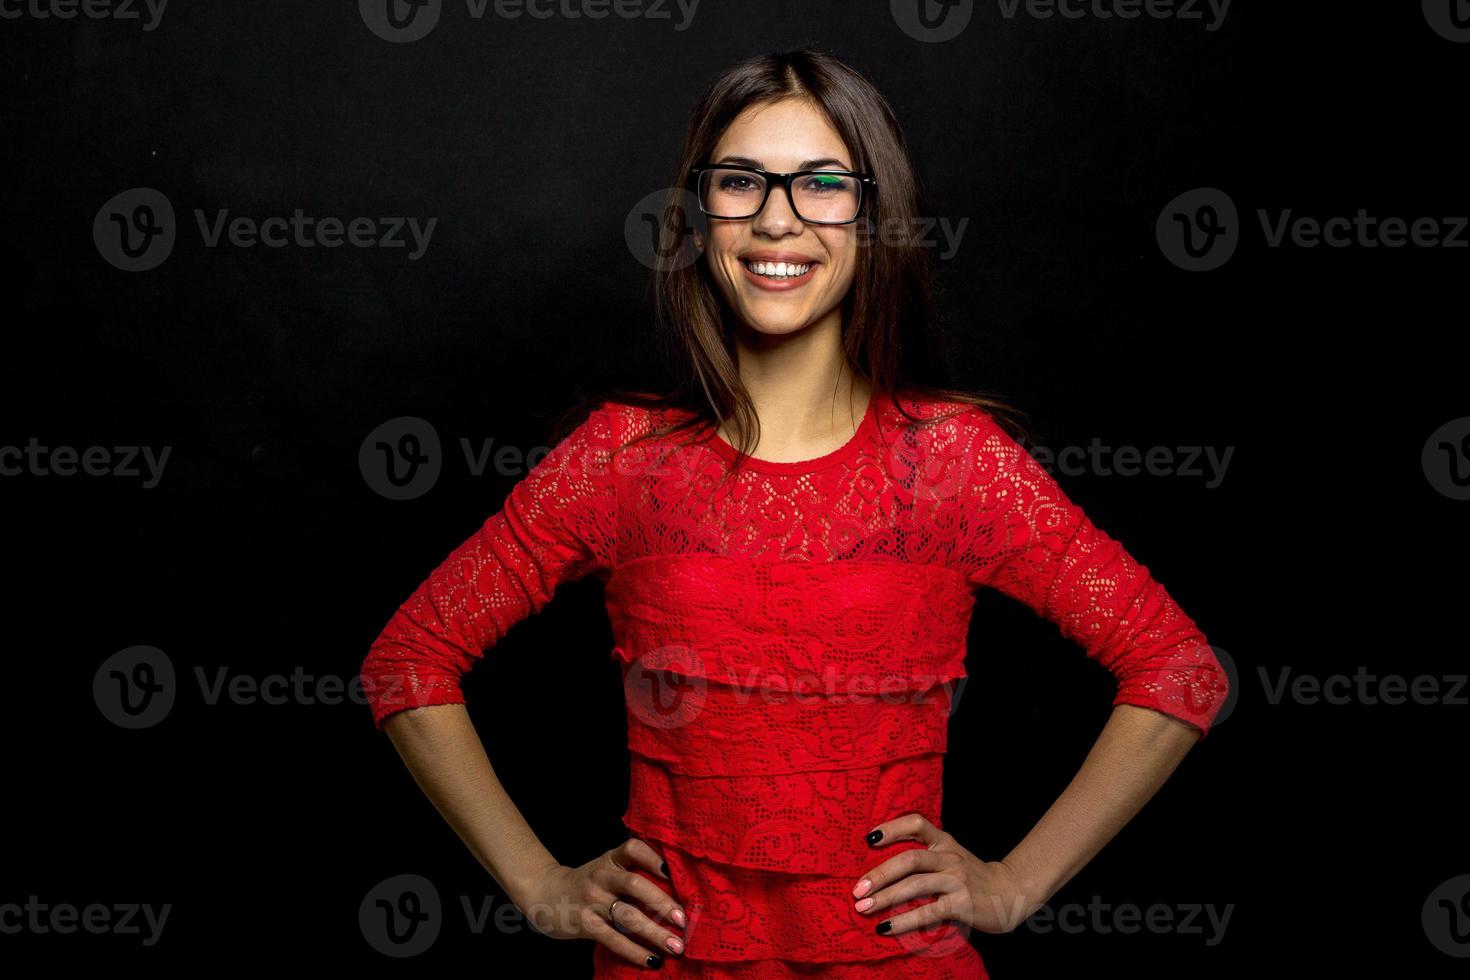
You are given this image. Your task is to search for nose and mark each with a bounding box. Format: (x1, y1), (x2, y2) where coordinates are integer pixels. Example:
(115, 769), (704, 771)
(751, 177), (803, 236)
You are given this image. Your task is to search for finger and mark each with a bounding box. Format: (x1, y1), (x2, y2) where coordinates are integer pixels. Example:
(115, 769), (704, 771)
(854, 870), (953, 916)
(620, 836), (673, 881)
(608, 868), (688, 946)
(596, 855), (685, 924)
(606, 895), (687, 957)
(864, 812), (943, 848)
(583, 909), (668, 969)
(852, 845), (947, 903)
(874, 891), (961, 937)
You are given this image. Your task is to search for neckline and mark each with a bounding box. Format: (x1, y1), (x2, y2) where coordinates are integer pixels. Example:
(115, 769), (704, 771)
(706, 393), (880, 475)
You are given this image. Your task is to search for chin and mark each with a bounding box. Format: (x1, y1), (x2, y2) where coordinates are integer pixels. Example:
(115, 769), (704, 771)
(735, 310), (814, 336)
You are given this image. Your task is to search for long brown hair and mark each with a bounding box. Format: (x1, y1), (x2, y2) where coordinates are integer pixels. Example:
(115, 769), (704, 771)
(551, 47), (1030, 465)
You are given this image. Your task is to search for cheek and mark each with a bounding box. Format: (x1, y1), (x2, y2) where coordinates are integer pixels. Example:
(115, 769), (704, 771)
(706, 234), (745, 284)
(819, 235), (857, 283)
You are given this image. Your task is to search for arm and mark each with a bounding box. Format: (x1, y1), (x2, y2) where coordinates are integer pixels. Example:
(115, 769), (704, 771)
(359, 404), (619, 902)
(961, 410), (1229, 921)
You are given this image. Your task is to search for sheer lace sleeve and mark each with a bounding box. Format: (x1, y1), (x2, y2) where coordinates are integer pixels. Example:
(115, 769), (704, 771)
(956, 409), (1228, 738)
(359, 404), (620, 730)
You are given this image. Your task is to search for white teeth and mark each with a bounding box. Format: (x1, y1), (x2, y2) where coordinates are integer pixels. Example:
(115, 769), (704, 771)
(745, 260), (812, 278)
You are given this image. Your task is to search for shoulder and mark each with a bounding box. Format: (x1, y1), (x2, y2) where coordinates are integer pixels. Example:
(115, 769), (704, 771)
(885, 391), (1007, 440)
(592, 396), (690, 441)
(571, 396), (708, 464)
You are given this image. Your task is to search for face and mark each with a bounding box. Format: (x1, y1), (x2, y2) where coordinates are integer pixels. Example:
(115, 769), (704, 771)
(695, 98), (861, 339)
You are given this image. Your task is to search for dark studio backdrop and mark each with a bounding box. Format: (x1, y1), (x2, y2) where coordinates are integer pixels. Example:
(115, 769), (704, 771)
(3, 2), (1466, 975)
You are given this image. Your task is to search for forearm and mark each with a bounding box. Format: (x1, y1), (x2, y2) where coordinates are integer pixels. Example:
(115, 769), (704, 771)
(999, 703), (1202, 920)
(382, 703), (560, 908)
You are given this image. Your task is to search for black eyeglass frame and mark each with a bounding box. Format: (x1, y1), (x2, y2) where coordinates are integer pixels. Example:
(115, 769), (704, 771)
(688, 164), (878, 225)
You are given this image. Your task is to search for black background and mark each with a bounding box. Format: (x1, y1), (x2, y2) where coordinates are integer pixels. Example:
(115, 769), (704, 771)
(3, 1), (1466, 974)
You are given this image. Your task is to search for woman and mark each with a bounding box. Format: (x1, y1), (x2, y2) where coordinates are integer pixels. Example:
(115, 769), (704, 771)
(358, 48), (1228, 978)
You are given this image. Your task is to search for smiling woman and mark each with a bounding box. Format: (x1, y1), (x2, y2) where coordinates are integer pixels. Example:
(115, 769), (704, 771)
(359, 47), (1228, 979)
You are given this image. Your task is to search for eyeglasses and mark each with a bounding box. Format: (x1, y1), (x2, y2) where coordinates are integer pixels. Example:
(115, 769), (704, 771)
(689, 164), (876, 225)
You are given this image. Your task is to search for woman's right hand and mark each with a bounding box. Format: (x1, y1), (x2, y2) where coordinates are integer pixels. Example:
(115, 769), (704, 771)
(515, 837), (687, 967)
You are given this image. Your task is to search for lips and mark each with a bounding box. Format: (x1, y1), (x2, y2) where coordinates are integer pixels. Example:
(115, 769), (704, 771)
(740, 252), (820, 265)
(739, 256), (818, 291)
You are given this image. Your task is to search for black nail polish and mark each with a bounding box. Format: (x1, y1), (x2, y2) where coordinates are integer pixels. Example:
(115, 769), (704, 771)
(645, 953), (663, 968)
(660, 861), (669, 877)
(865, 830), (883, 846)
(876, 920), (892, 934)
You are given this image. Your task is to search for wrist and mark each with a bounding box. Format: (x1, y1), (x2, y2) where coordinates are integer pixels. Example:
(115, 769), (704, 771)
(498, 856), (562, 912)
(997, 855), (1057, 918)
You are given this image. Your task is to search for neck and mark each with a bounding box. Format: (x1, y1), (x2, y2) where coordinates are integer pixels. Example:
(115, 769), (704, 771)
(720, 308), (873, 458)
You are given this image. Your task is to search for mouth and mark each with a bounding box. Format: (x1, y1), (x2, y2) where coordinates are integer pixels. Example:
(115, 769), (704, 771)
(739, 257), (819, 290)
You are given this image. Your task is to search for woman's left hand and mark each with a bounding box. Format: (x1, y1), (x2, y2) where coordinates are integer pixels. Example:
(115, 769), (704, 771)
(852, 812), (1040, 936)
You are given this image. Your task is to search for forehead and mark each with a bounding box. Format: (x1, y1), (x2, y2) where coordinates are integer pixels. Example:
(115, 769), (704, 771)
(711, 99), (852, 169)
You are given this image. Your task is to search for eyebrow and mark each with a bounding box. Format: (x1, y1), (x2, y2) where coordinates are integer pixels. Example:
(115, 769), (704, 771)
(715, 155), (852, 171)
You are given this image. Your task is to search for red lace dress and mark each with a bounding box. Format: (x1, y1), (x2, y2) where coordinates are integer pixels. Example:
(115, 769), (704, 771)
(359, 393), (1229, 978)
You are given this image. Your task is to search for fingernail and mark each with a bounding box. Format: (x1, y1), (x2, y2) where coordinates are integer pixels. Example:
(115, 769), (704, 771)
(852, 878), (872, 898)
(876, 920), (892, 934)
(665, 935), (684, 953)
(660, 860), (669, 877)
(645, 952), (663, 968)
(672, 907), (687, 927)
(865, 830), (883, 846)
(855, 897), (875, 912)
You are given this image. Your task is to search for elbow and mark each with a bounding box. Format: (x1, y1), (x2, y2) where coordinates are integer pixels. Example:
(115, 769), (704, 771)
(1109, 636), (1230, 740)
(359, 637), (469, 732)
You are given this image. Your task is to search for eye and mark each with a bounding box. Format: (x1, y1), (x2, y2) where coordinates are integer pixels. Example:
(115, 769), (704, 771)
(801, 173), (850, 193)
(718, 174), (759, 192)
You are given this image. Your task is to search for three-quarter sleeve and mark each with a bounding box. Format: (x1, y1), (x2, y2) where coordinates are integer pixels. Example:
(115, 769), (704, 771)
(955, 410), (1228, 738)
(360, 404), (620, 730)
